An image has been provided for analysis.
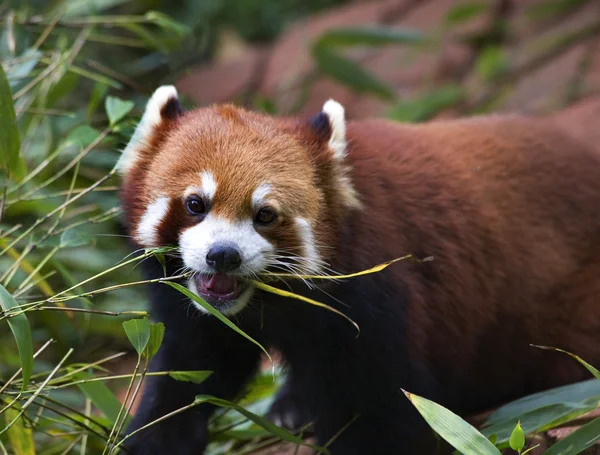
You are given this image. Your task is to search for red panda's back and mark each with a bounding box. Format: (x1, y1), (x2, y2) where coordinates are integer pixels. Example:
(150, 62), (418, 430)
(341, 115), (600, 412)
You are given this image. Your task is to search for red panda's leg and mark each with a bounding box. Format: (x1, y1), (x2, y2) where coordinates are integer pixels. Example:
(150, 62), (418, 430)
(267, 375), (313, 431)
(123, 308), (262, 454)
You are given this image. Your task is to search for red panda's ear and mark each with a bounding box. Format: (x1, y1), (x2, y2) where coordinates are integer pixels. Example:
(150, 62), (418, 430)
(308, 99), (347, 161)
(116, 85), (183, 175)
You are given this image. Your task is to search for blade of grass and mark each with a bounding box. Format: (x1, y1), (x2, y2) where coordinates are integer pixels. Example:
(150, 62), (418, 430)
(262, 254), (417, 280)
(1, 349), (73, 436)
(165, 282), (273, 367)
(0, 285), (34, 390)
(403, 390), (502, 455)
(250, 280), (359, 335)
(532, 345), (600, 380)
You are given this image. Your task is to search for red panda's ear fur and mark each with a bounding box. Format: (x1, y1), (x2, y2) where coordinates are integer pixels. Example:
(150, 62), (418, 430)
(307, 99), (347, 161)
(116, 85), (183, 175)
(322, 99), (347, 160)
(305, 99), (361, 210)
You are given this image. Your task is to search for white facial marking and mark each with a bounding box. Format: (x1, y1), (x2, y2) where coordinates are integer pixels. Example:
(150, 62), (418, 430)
(294, 217), (321, 275)
(185, 171), (218, 202)
(136, 197), (170, 246)
(200, 171), (218, 200)
(322, 99), (347, 160)
(252, 183), (272, 208)
(117, 85), (178, 175)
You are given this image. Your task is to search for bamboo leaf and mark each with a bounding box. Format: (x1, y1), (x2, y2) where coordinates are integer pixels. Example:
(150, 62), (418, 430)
(312, 46), (395, 100)
(105, 96), (135, 127)
(145, 11), (190, 38)
(509, 421), (525, 453)
(250, 280), (360, 335)
(532, 345), (600, 381)
(59, 229), (92, 248)
(144, 322), (164, 360)
(122, 318), (151, 357)
(403, 390), (502, 455)
(264, 254), (415, 280)
(3, 407), (35, 455)
(169, 370), (213, 384)
(194, 395), (328, 454)
(315, 26), (422, 48)
(0, 285), (33, 390)
(164, 282), (272, 365)
(482, 401), (599, 447)
(72, 371), (126, 424)
(446, 2), (489, 24)
(543, 416), (600, 455)
(485, 379), (600, 427)
(0, 60), (25, 180)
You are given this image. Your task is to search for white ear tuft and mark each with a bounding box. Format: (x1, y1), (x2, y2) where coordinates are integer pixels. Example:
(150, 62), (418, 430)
(116, 85), (180, 175)
(322, 99), (347, 160)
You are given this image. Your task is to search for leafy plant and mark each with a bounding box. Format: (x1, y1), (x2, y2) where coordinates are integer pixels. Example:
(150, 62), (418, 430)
(404, 348), (600, 455)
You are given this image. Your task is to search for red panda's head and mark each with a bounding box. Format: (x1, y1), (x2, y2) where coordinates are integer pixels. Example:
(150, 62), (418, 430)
(118, 86), (361, 315)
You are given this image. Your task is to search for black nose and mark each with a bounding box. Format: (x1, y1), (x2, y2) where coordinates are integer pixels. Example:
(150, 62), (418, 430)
(206, 244), (242, 272)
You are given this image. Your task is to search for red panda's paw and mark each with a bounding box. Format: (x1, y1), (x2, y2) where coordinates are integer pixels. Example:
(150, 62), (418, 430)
(267, 381), (313, 432)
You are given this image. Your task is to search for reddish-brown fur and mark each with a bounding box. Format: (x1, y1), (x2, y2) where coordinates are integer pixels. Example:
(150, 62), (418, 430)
(121, 99), (600, 454)
(333, 115), (600, 410)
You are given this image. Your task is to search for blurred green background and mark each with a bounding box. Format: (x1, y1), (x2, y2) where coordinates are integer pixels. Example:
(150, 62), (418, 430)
(1, 0), (600, 454)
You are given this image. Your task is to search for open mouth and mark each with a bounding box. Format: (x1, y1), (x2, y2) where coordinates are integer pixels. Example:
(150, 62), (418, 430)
(195, 273), (247, 304)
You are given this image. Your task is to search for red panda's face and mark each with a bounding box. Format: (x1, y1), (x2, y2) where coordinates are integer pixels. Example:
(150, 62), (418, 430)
(118, 86), (359, 315)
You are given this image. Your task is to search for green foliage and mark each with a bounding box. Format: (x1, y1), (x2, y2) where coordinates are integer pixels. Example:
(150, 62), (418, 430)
(311, 25), (423, 101)
(405, 350), (600, 455)
(1, 1), (599, 454)
(166, 282), (273, 366)
(0, 285), (33, 390)
(388, 85), (465, 123)
(0, 63), (25, 180)
(445, 2), (490, 25)
(104, 96), (135, 128)
(403, 390), (502, 455)
(509, 421), (525, 453)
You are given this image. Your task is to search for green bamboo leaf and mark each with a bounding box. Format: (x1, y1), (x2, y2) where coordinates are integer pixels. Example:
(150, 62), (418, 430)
(4, 407), (35, 455)
(0, 285), (33, 390)
(388, 85), (464, 123)
(403, 390), (502, 455)
(145, 11), (190, 38)
(315, 26), (422, 48)
(122, 318), (151, 357)
(194, 395), (328, 454)
(509, 421), (525, 453)
(105, 96), (135, 127)
(474, 46), (509, 82)
(59, 229), (92, 248)
(144, 322), (165, 360)
(72, 371), (126, 424)
(312, 46), (395, 100)
(63, 125), (102, 147)
(485, 379), (600, 426)
(446, 2), (489, 24)
(164, 282), (272, 365)
(0, 60), (26, 180)
(168, 370), (213, 384)
(7, 49), (41, 89)
(482, 401), (599, 447)
(533, 345), (600, 381)
(543, 416), (600, 455)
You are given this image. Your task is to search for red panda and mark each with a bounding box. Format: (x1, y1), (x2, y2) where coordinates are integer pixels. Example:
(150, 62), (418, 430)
(118, 85), (600, 455)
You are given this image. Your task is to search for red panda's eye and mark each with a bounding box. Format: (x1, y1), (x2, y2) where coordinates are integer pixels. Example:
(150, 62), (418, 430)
(186, 197), (206, 215)
(255, 208), (277, 226)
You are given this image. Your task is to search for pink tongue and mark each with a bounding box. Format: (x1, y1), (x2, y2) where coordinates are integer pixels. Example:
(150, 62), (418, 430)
(205, 274), (238, 294)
